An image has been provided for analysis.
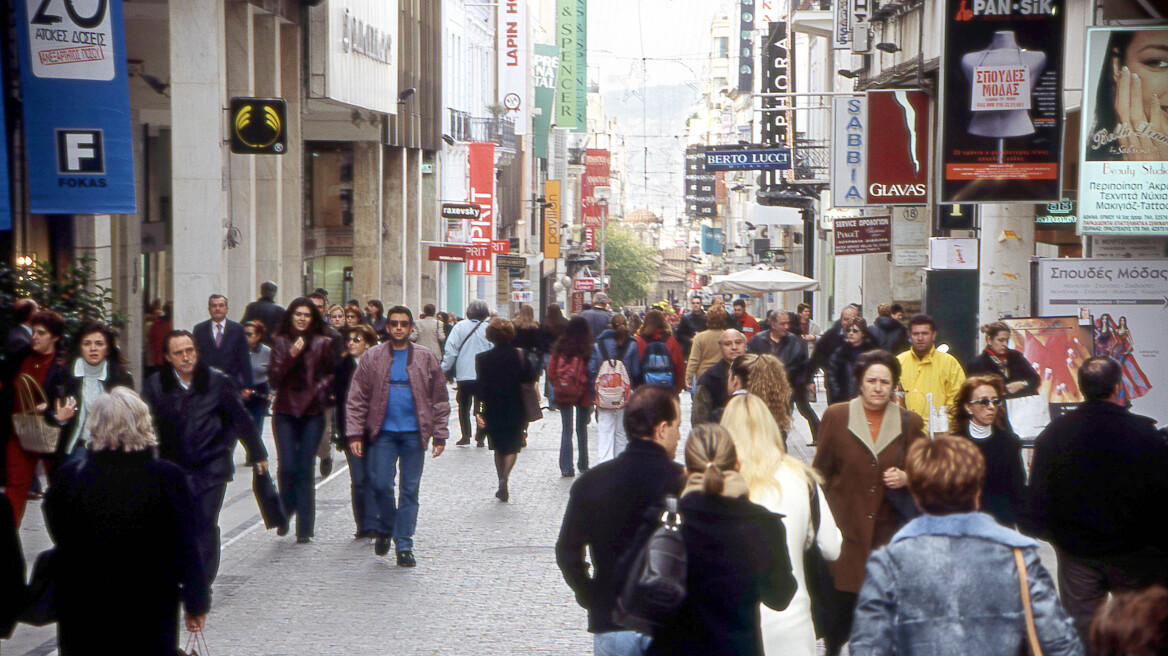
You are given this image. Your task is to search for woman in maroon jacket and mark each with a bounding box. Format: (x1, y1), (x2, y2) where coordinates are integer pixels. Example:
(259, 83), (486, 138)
(270, 297), (337, 543)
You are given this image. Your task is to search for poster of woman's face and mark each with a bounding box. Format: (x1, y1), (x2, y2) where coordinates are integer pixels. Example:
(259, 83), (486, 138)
(1086, 27), (1168, 162)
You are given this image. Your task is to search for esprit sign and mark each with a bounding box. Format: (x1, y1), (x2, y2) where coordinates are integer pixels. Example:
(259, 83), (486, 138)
(704, 148), (791, 171)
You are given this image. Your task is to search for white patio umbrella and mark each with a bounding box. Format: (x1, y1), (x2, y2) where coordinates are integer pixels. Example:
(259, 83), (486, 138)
(707, 265), (820, 294)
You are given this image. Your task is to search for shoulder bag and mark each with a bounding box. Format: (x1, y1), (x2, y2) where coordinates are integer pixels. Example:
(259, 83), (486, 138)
(613, 495), (687, 635)
(883, 410), (922, 529)
(12, 374), (61, 454)
(445, 320), (485, 378)
(518, 350), (543, 423)
(1013, 548), (1044, 656)
(805, 482), (836, 639)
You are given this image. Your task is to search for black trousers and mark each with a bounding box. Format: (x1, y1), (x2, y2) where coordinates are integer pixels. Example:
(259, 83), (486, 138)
(793, 387), (820, 440)
(1056, 547), (1168, 655)
(193, 482), (228, 585)
(455, 381), (485, 442)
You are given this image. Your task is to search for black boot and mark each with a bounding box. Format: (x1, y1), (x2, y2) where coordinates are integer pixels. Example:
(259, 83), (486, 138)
(495, 477), (509, 503)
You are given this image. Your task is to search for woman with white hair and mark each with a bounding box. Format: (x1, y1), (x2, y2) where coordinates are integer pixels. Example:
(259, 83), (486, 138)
(722, 393), (843, 656)
(45, 387), (209, 655)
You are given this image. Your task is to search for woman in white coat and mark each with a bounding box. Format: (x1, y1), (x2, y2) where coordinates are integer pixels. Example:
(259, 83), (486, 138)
(722, 393), (843, 656)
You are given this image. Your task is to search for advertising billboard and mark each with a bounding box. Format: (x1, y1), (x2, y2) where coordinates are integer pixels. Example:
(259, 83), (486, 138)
(1078, 27), (1168, 235)
(1000, 316), (1093, 421)
(832, 90), (930, 207)
(685, 146), (716, 219)
(738, 0), (754, 93)
(581, 149), (610, 228)
(467, 142), (496, 276)
(532, 44), (559, 159)
(833, 214), (891, 255)
(555, 0), (579, 130)
(543, 179), (561, 259)
(15, 0), (137, 214)
(939, 0), (1064, 203)
(497, 0), (527, 134)
(316, 0), (400, 115)
(761, 22), (794, 189)
(1035, 258), (1168, 424)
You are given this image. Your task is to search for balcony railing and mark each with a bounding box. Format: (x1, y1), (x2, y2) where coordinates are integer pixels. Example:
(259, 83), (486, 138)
(793, 136), (830, 183)
(448, 109), (516, 151)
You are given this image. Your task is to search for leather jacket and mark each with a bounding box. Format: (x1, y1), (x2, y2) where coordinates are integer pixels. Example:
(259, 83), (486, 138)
(270, 333), (337, 417)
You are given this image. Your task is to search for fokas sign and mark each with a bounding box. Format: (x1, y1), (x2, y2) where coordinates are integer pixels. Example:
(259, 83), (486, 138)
(704, 148), (791, 172)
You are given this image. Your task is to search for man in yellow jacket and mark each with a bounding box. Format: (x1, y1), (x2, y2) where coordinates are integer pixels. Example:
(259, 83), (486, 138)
(897, 314), (966, 434)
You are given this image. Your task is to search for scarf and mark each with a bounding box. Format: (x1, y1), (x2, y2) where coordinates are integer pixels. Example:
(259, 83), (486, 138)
(682, 469), (750, 499)
(968, 422), (992, 440)
(72, 358), (108, 452)
(985, 347), (1010, 379)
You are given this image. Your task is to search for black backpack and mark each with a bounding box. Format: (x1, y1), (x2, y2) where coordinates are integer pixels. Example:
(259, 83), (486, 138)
(612, 495), (687, 635)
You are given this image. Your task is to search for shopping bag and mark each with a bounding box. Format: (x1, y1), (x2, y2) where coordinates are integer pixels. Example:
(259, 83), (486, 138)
(251, 469), (288, 531)
(1006, 394), (1051, 440)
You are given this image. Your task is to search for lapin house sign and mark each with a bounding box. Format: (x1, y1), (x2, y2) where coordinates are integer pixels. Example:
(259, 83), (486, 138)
(15, 0), (136, 214)
(467, 142), (496, 276)
(831, 90), (930, 207)
(497, 0), (527, 135)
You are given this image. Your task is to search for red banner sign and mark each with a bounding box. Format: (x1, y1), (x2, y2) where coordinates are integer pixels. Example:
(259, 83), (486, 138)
(580, 149), (610, 228)
(573, 278), (595, 292)
(571, 292), (585, 314)
(490, 239), (510, 254)
(428, 246), (467, 262)
(583, 227), (595, 251)
(467, 142), (496, 275)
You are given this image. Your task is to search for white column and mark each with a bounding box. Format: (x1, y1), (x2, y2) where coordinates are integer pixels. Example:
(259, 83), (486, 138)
(170, 0), (228, 330)
(979, 204), (1035, 323)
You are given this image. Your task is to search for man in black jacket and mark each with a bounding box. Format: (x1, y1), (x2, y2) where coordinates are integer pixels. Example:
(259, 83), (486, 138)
(1025, 356), (1168, 647)
(748, 310), (818, 438)
(556, 386), (684, 652)
(867, 303), (908, 354)
(675, 295), (707, 359)
(144, 330), (269, 585)
(241, 281), (285, 344)
(692, 329), (745, 424)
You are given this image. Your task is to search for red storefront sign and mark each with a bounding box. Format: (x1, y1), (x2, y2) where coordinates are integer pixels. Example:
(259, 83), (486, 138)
(580, 149), (610, 228)
(573, 278), (595, 292)
(467, 142), (496, 275)
(427, 246), (467, 262)
(583, 227), (595, 251)
(490, 239), (510, 254)
(571, 292), (585, 314)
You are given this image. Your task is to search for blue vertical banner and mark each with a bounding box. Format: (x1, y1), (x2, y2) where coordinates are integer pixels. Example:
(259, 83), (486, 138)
(14, 0), (136, 214)
(701, 226), (724, 255)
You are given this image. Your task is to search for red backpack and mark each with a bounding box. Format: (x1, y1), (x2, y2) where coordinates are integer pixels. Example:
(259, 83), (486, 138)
(550, 354), (589, 406)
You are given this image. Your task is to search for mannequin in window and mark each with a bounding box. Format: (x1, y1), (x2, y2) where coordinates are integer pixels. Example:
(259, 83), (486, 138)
(961, 30), (1046, 140)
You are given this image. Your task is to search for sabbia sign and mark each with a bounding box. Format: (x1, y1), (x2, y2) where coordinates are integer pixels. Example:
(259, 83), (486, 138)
(831, 89), (930, 207)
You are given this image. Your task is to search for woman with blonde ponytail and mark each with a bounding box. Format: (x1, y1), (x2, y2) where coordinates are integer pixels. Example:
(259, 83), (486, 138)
(722, 394), (843, 656)
(642, 424), (797, 656)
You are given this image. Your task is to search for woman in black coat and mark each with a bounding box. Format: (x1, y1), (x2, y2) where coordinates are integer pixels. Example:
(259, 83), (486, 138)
(966, 321), (1041, 399)
(824, 317), (876, 403)
(45, 388), (209, 655)
(334, 323), (378, 538)
(0, 493), (25, 639)
(474, 319), (539, 503)
(637, 424), (796, 656)
(948, 374), (1026, 527)
(46, 321), (135, 463)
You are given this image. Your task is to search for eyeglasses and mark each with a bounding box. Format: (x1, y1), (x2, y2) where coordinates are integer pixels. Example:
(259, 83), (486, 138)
(388, 320), (410, 328)
(845, 328), (863, 334)
(969, 398), (1003, 407)
(347, 337), (363, 343)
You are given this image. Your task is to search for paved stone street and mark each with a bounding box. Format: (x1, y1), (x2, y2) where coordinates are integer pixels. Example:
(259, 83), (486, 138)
(6, 385), (1054, 656)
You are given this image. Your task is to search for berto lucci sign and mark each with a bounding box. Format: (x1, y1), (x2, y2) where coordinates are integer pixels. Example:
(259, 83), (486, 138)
(704, 148), (791, 171)
(831, 90), (930, 207)
(15, 0), (136, 214)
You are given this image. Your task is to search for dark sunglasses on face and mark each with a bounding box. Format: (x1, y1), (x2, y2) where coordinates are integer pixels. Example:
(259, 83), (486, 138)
(347, 336), (363, 343)
(845, 328), (863, 334)
(969, 398), (1003, 407)
(389, 320), (410, 328)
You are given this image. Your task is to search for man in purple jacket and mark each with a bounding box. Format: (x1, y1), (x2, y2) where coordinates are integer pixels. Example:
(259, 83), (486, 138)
(346, 305), (450, 566)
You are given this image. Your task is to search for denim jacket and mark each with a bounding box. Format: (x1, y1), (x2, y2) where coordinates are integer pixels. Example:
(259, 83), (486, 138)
(849, 512), (1083, 656)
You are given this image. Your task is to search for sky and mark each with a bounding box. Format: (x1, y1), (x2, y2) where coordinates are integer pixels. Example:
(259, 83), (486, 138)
(586, 0), (731, 219)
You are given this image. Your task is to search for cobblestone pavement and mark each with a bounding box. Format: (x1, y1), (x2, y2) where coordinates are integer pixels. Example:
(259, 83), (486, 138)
(6, 385), (1055, 656)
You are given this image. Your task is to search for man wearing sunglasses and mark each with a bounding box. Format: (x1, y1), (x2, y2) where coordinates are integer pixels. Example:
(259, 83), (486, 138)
(345, 306), (449, 567)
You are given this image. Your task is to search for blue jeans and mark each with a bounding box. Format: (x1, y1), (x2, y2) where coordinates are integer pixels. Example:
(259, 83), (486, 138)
(343, 445), (369, 534)
(246, 400), (269, 439)
(273, 413), (326, 538)
(559, 405), (590, 475)
(593, 631), (651, 656)
(365, 430), (424, 552)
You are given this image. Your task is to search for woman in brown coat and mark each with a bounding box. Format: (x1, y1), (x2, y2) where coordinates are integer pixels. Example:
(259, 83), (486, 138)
(811, 349), (926, 656)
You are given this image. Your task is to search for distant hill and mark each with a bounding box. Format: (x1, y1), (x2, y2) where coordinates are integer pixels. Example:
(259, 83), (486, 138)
(602, 84), (701, 224)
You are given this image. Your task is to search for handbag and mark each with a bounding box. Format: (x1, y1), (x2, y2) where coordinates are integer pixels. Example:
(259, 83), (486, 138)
(613, 495), (687, 635)
(1006, 394), (1051, 441)
(12, 374), (62, 454)
(183, 630), (211, 656)
(804, 483), (836, 639)
(883, 412), (922, 529)
(1013, 548), (1044, 656)
(251, 469), (288, 532)
(20, 548), (57, 626)
(518, 351), (543, 423)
